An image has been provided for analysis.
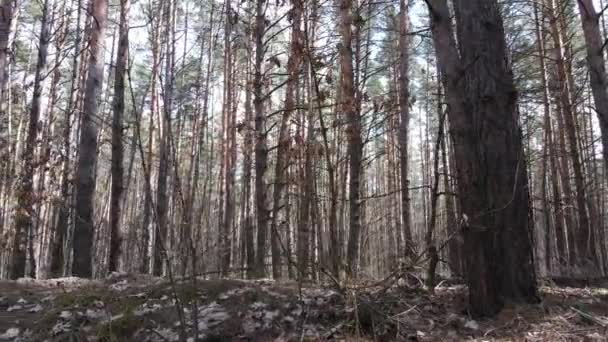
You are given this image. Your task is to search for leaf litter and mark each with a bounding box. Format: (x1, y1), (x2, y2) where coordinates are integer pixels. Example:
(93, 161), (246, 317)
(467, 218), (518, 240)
(0, 276), (606, 341)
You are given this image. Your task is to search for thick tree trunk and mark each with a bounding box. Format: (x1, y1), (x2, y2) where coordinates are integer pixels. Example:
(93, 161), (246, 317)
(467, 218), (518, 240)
(73, 0), (108, 278)
(427, 0), (538, 317)
(109, 0), (130, 273)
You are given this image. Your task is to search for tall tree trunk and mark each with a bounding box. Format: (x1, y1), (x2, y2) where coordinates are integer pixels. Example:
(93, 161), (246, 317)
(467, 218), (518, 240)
(141, 5), (162, 274)
(270, 0), (303, 279)
(73, 0), (108, 277)
(342, 0), (363, 278)
(576, 0), (608, 228)
(535, 2), (567, 270)
(109, 0), (130, 273)
(441, 119), (460, 276)
(425, 110), (446, 293)
(398, 0), (412, 260)
(241, 20), (255, 277)
(0, 0), (15, 105)
(253, 0), (269, 278)
(546, 0), (595, 271)
(219, 0), (233, 277)
(51, 0), (82, 277)
(426, 0), (538, 317)
(153, 0), (175, 276)
(11, 0), (54, 279)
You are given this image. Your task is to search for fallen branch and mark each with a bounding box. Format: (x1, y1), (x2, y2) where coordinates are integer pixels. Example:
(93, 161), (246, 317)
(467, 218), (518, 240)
(570, 306), (608, 327)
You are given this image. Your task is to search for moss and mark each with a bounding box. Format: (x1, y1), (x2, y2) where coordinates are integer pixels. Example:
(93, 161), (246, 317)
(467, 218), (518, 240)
(96, 311), (144, 342)
(54, 287), (112, 308)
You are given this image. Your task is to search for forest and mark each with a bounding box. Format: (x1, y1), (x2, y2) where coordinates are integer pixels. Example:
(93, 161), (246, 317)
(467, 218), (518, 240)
(1, 0), (608, 340)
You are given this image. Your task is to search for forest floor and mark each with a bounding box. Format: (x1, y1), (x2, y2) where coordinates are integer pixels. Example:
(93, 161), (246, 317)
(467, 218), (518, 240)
(0, 274), (607, 341)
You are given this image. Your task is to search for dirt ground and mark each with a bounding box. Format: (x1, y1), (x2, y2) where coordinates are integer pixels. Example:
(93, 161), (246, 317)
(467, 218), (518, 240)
(0, 274), (607, 341)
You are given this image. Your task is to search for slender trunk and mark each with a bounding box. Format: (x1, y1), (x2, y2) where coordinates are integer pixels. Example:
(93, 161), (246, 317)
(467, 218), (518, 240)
(425, 110), (446, 293)
(398, 0), (412, 260)
(0, 0), (15, 104)
(51, 0), (82, 277)
(547, 0), (595, 270)
(535, 2), (566, 270)
(219, 0), (233, 277)
(109, 0), (130, 273)
(342, 0), (363, 278)
(270, 0), (303, 279)
(253, 0), (269, 278)
(576, 0), (608, 170)
(153, 0), (175, 276)
(11, 0), (54, 279)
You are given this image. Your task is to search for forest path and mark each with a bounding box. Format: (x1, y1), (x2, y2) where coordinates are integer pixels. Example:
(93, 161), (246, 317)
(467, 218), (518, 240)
(0, 275), (607, 341)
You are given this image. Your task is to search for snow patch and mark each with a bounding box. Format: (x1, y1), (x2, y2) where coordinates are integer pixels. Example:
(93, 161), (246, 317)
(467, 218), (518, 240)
(218, 287), (252, 300)
(0, 327), (19, 340)
(27, 304), (43, 313)
(51, 321), (71, 336)
(464, 320), (480, 330)
(134, 302), (163, 316)
(109, 279), (129, 291)
(150, 328), (179, 342)
(59, 311), (72, 319)
(17, 277), (94, 288)
(197, 302), (230, 331)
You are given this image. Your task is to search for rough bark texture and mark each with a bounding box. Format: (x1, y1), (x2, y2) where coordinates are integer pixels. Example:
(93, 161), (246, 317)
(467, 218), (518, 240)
(109, 0), (129, 273)
(534, 2), (567, 269)
(342, 0), (363, 278)
(576, 0), (608, 208)
(253, 0), (269, 278)
(220, 0), (233, 277)
(398, 0), (412, 260)
(546, 0), (595, 270)
(73, 0), (108, 277)
(427, 0), (538, 317)
(153, 0), (174, 276)
(11, 0), (53, 279)
(0, 0), (15, 104)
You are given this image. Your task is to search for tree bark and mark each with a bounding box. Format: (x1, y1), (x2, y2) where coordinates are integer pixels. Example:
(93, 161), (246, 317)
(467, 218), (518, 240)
(546, 0), (596, 271)
(575, 2), (608, 268)
(253, 0), (269, 278)
(426, 0), (539, 317)
(341, 0), (363, 278)
(0, 0), (15, 105)
(11, 0), (54, 279)
(534, 2), (567, 270)
(109, 0), (130, 273)
(576, 0), (608, 171)
(153, 0), (175, 276)
(73, 0), (108, 278)
(270, 0), (303, 279)
(219, 0), (233, 277)
(398, 0), (412, 260)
